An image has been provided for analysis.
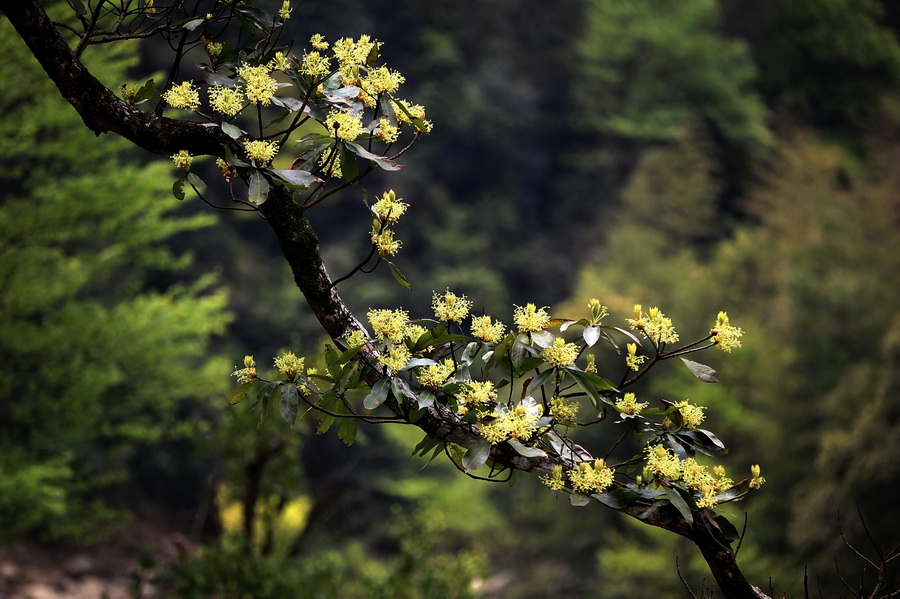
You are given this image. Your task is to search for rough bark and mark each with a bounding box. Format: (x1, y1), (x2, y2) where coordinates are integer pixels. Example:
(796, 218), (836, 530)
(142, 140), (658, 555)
(1, 2), (772, 596)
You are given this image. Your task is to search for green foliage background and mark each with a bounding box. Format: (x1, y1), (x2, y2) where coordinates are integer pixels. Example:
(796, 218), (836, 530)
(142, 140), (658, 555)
(3, 0), (900, 596)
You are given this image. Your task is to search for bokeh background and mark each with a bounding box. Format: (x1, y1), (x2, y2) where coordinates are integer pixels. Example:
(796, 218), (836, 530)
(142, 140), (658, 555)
(2, 0), (899, 597)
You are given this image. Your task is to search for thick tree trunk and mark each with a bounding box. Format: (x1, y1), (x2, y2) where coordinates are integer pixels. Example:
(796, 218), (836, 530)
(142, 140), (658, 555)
(1, 2), (773, 595)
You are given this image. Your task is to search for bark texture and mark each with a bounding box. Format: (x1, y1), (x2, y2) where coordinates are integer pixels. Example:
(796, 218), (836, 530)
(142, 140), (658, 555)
(1, 2), (771, 596)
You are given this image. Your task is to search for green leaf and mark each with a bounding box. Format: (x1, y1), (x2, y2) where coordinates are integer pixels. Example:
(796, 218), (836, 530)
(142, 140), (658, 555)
(566, 368), (617, 410)
(664, 485), (694, 525)
(132, 79), (158, 104)
(411, 433), (439, 458)
(506, 439), (547, 458)
(680, 358), (718, 383)
(172, 177), (185, 200)
(510, 334), (531, 369)
(583, 326), (601, 347)
(269, 168), (320, 189)
(183, 18), (205, 31)
(221, 121), (243, 140)
(417, 389), (436, 409)
(570, 493), (591, 507)
(461, 342), (480, 366)
(228, 381), (256, 406)
(531, 330), (556, 348)
(363, 378), (390, 410)
(248, 171), (269, 206)
(527, 369), (553, 395)
(186, 172), (206, 192)
(345, 142), (403, 171)
(462, 440), (491, 473)
(339, 142), (359, 181)
(338, 417), (357, 447)
(387, 260), (411, 289)
(279, 383), (299, 425)
(592, 487), (641, 510)
(403, 357), (438, 370)
(204, 72), (238, 88)
(223, 145), (250, 167)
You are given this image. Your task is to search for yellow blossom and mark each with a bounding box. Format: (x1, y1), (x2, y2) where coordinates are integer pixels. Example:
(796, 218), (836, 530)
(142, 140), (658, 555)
(540, 465), (566, 492)
(457, 381), (497, 411)
(372, 189), (408, 223)
(542, 337), (579, 368)
(162, 81), (200, 110)
(696, 485), (719, 509)
(121, 83), (139, 103)
(367, 308), (409, 343)
(664, 400), (706, 430)
(300, 51), (332, 78)
(513, 303), (550, 333)
(627, 305), (679, 345)
(378, 345), (411, 372)
(274, 351), (304, 381)
(392, 99), (426, 124)
(644, 445), (683, 481)
(333, 35), (377, 68)
(549, 396), (579, 423)
(432, 289), (473, 323)
(244, 139), (279, 164)
(343, 329), (368, 348)
(749, 464), (766, 490)
(371, 228), (401, 257)
(480, 402), (543, 445)
(568, 459), (615, 494)
(318, 148), (342, 178)
(680, 458), (715, 491)
(277, 0), (291, 20)
(625, 342), (647, 371)
(588, 298), (609, 324)
(268, 51), (292, 72)
(405, 325), (427, 345)
(206, 42), (224, 61)
(712, 311), (744, 352)
(615, 392), (648, 416)
(231, 355), (257, 384)
(237, 63), (279, 106)
(584, 353), (597, 373)
(376, 118), (400, 143)
(418, 358), (455, 390)
(364, 66), (405, 95)
(310, 34), (329, 51)
(209, 85), (244, 116)
(325, 109), (364, 141)
(471, 316), (505, 344)
(171, 150), (193, 172)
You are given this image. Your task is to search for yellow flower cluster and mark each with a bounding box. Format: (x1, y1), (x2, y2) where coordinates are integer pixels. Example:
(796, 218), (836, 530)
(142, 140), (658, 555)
(480, 403), (543, 445)
(542, 337), (579, 368)
(405, 325), (427, 345)
(392, 100), (433, 132)
(367, 308), (410, 343)
(300, 51), (332, 78)
(664, 400), (706, 430)
(644, 446), (683, 480)
(163, 81), (200, 110)
(318, 148), (342, 178)
(371, 229), (401, 257)
(513, 303), (550, 333)
(343, 329), (368, 348)
(332, 35), (378, 69)
(268, 51), (292, 72)
(171, 150), (193, 172)
(237, 63), (278, 106)
(471, 315), (506, 344)
(418, 358), (455, 390)
(206, 42), (224, 61)
(277, 0), (291, 20)
(627, 304), (679, 345)
(244, 139), (279, 164)
(325, 109), (364, 141)
(549, 396), (579, 423)
(231, 355), (257, 384)
(584, 353), (597, 373)
(588, 298), (609, 325)
(209, 85), (244, 116)
(377, 345), (411, 372)
(540, 465), (566, 492)
(372, 189), (408, 223)
(274, 351), (305, 381)
(457, 381), (497, 413)
(681, 459), (733, 493)
(568, 459), (615, 494)
(376, 118), (400, 143)
(749, 464), (766, 490)
(711, 311), (744, 352)
(310, 34), (329, 51)
(432, 290), (473, 323)
(614, 392), (648, 416)
(625, 342), (647, 371)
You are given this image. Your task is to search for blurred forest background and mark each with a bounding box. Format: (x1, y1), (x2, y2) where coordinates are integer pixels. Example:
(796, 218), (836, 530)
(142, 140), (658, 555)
(2, 0), (900, 597)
